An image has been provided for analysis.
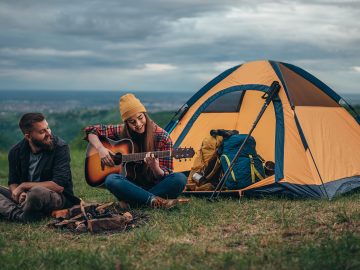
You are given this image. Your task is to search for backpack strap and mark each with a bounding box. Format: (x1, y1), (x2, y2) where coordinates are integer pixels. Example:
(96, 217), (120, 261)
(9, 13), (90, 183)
(205, 156), (221, 180)
(257, 154), (265, 163)
(257, 153), (266, 171)
(221, 154), (236, 181)
(249, 155), (264, 183)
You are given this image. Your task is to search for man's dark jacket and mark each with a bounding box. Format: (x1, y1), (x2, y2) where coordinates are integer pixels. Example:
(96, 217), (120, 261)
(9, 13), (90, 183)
(8, 136), (80, 207)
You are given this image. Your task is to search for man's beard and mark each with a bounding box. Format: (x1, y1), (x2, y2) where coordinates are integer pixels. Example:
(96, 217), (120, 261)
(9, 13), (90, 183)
(31, 136), (54, 151)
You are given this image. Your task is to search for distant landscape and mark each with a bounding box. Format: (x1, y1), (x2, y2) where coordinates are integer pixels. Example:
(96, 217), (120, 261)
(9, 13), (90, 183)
(0, 90), (359, 151)
(0, 90), (192, 151)
(1, 90), (359, 113)
(0, 90), (192, 113)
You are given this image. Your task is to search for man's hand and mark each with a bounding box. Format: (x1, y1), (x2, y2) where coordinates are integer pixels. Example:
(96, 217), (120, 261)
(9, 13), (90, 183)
(10, 182), (64, 201)
(11, 185), (26, 203)
(18, 192), (27, 204)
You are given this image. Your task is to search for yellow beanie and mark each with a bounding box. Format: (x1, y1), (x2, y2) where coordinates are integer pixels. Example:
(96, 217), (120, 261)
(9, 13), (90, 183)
(119, 93), (147, 121)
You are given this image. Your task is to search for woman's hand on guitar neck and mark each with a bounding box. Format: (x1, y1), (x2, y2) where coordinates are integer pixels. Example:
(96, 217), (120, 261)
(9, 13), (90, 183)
(144, 152), (164, 179)
(99, 146), (115, 167)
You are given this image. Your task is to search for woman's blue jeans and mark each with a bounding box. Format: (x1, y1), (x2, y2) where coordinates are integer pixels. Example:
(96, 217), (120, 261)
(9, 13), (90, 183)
(104, 173), (187, 207)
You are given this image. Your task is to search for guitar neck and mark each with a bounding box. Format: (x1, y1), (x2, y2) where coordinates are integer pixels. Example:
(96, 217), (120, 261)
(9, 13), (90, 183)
(122, 150), (171, 162)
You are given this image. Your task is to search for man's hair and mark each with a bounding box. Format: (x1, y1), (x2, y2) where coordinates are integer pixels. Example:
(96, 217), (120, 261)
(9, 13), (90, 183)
(19, 113), (45, 134)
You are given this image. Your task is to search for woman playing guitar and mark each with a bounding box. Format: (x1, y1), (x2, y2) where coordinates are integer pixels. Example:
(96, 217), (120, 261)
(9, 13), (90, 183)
(84, 93), (187, 209)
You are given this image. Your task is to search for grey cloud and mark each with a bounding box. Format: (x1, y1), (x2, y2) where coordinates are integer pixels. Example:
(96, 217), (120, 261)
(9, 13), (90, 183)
(0, 0), (359, 93)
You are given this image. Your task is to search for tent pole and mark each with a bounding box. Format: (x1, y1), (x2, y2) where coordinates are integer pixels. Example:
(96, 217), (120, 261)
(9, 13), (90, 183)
(209, 81), (281, 201)
(293, 112), (330, 200)
(307, 147), (330, 200)
(165, 104), (189, 133)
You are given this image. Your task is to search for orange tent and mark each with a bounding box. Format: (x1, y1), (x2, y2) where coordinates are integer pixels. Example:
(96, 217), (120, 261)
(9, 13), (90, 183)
(165, 60), (360, 199)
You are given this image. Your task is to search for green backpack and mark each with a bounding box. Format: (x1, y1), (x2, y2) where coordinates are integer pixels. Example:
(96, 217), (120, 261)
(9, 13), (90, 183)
(220, 134), (265, 190)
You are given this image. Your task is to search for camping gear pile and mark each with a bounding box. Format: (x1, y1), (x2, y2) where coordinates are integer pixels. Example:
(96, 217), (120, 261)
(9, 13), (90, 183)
(187, 129), (238, 191)
(166, 60), (360, 199)
(48, 201), (147, 233)
(186, 129), (272, 192)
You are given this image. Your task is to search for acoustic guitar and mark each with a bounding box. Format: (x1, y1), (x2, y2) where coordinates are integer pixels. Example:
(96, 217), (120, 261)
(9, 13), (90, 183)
(85, 137), (195, 187)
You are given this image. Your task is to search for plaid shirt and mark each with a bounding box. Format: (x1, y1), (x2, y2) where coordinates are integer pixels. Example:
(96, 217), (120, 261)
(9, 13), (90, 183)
(84, 122), (173, 177)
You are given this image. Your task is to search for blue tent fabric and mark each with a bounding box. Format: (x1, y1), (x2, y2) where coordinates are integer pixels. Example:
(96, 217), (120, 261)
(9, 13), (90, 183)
(174, 84), (269, 148)
(186, 64), (241, 107)
(270, 60), (295, 109)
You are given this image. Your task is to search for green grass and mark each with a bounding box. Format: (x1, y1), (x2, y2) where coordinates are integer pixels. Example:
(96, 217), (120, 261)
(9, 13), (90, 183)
(1, 149), (360, 269)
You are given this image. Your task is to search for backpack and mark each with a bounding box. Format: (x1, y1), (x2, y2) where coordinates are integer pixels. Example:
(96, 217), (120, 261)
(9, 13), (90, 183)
(187, 130), (238, 190)
(220, 134), (265, 190)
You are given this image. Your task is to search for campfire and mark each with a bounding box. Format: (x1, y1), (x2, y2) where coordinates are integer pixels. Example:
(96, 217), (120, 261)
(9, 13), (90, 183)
(48, 200), (147, 233)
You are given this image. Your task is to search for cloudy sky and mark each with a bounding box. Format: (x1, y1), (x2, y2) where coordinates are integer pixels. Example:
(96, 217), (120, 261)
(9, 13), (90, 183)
(0, 0), (359, 93)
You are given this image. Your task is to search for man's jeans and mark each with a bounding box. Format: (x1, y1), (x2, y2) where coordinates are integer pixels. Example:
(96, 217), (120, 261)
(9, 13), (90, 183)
(0, 186), (65, 222)
(104, 173), (187, 207)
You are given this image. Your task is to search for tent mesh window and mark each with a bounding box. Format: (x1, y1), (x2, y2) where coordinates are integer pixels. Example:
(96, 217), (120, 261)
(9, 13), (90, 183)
(204, 91), (243, 112)
(279, 64), (340, 107)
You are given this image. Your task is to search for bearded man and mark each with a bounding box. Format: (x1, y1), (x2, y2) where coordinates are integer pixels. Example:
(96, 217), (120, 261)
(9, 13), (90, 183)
(0, 113), (79, 222)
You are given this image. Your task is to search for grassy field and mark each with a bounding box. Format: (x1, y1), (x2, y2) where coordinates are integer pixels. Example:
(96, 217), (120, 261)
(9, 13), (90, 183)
(0, 149), (360, 270)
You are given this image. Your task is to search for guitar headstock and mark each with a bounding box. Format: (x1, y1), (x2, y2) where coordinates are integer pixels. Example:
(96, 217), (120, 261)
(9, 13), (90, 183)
(172, 147), (195, 159)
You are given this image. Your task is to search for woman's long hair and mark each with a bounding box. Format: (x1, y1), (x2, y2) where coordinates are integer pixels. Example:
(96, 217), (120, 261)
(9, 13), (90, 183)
(121, 113), (155, 181)
(121, 112), (155, 152)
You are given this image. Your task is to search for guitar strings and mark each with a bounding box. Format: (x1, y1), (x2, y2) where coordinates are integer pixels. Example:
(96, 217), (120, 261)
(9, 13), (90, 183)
(122, 150), (171, 162)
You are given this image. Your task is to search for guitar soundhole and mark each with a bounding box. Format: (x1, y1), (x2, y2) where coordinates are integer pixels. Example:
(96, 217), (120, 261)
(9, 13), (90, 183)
(111, 153), (123, 165)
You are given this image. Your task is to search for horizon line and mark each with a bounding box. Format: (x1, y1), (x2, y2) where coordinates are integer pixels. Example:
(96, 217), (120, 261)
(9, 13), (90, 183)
(0, 89), (358, 95)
